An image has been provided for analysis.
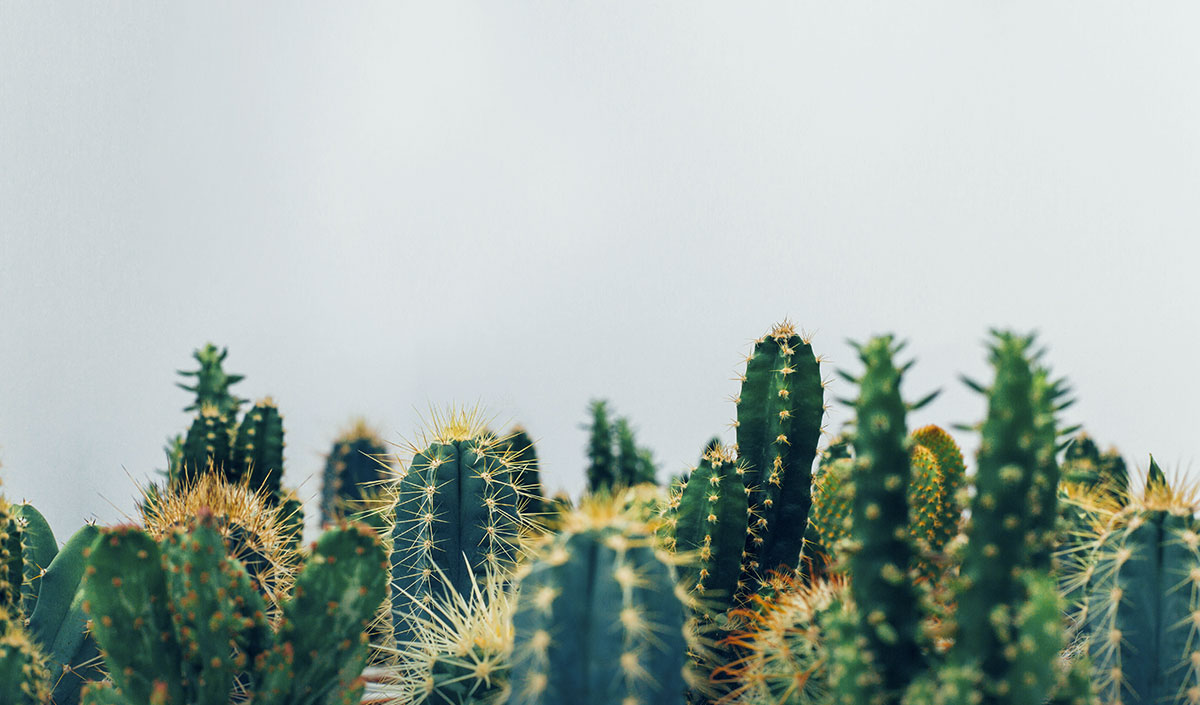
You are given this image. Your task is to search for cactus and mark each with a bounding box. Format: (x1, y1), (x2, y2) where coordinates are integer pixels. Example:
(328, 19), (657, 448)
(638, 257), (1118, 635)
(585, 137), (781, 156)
(831, 335), (927, 697)
(1, 496), (22, 612)
(803, 456), (854, 577)
(713, 575), (846, 705)
(14, 503), (57, 614)
(0, 604), (52, 705)
(735, 321), (825, 589)
(664, 443), (751, 613)
(388, 409), (527, 647)
(320, 419), (392, 526)
(508, 498), (690, 705)
(909, 424), (966, 556)
(586, 401), (659, 491)
(177, 342), (246, 416)
(178, 403), (236, 489)
(142, 472), (301, 611)
(503, 426), (545, 517)
(389, 563), (515, 705)
(82, 516), (387, 705)
(233, 397), (286, 500)
(1075, 467), (1200, 705)
(28, 523), (103, 705)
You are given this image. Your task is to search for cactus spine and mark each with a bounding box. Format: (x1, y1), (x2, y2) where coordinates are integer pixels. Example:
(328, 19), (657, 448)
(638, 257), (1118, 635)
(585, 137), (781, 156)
(503, 426), (545, 517)
(509, 500), (689, 705)
(735, 321), (824, 587)
(388, 410), (526, 646)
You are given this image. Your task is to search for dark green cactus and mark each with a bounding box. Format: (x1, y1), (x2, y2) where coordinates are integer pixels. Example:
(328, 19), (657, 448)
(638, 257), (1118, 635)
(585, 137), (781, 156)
(666, 443), (751, 613)
(803, 456), (854, 577)
(735, 321), (824, 587)
(82, 517), (387, 705)
(503, 426), (545, 517)
(178, 404), (236, 489)
(177, 342), (246, 416)
(585, 399), (617, 492)
(1, 496), (23, 612)
(14, 503), (56, 615)
(1079, 468), (1200, 705)
(509, 505), (689, 705)
(320, 420), (391, 526)
(233, 398), (286, 499)
(833, 335), (926, 696)
(389, 414), (525, 646)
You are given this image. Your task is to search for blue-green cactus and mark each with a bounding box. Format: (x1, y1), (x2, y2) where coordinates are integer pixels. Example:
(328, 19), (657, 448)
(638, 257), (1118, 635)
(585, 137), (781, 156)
(233, 398), (287, 500)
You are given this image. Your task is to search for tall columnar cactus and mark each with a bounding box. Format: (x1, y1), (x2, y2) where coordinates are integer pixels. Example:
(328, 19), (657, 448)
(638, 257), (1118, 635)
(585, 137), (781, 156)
(178, 403), (235, 489)
(81, 516), (387, 705)
(832, 335), (927, 697)
(735, 321), (824, 588)
(233, 397), (286, 499)
(1079, 470), (1200, 705)
(509, 500), (690, 705)
(389, 410), (526, 646)
(665, 443), (751, 613)
(321, 419), (392, 525)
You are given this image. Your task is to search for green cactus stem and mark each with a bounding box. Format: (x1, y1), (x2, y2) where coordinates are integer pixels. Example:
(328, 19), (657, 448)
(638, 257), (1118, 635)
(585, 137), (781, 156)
(585, 400), (617, 492)
(509, 501), (689, 705)
(0, 604), (52, 705)
(735, 321), (825, 586)
(909, 424), (966, 554)
(320, 420), (391, 526)
(389, 410), (525, 647)
(178, 403), (236, 489)
(234, 397), (286, 499)
(177, 342), (246, 416)
(667, 443), (751, 613)
(503, 426), (545, 518)
(835, 335), (926, 697)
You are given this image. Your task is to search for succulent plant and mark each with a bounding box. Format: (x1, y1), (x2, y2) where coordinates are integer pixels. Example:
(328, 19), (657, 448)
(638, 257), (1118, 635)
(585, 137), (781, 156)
(233, 398), (286, 500)
(320, 419), (392, 526)
(509, 496), (691, 705)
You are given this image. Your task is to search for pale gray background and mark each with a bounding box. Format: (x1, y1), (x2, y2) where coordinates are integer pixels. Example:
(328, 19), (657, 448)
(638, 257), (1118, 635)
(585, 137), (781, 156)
(3, 4), (1198, 539)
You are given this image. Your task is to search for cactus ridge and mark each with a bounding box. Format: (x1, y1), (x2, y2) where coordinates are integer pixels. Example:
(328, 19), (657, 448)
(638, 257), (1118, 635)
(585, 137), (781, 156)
(233, 397), (286, 500)
(178, 403), (236, 489)
(668, 443), (753, 612)
(735, 321), (825, 589)
(909, 424), (966, 553)
(509, 504), (689, 705)
(388, 408), (531, 647)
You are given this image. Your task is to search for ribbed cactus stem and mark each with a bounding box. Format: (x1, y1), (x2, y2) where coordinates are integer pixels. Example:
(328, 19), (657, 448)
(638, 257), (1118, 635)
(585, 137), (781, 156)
(909, 424), (965, 553)
(840, 335), (923, 697)
(389, 413), (524, 646)
(735, 321), (824, 585)
(509, 518), (688, 705)
(320, 420), (391, 525)
(179, 403), (235, 489)
(234, 398), (286, 500)
(669, 443), (751, 612)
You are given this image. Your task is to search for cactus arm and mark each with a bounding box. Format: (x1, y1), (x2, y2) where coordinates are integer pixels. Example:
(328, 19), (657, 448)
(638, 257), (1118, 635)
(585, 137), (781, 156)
(235, 399), (286, 499)
(81, 527), (186, 705)
(15, 503), (56, 615)
(672, 445), (749, 611)
(29, 524), (100, 699)
(735, 324), (824, 580)
(253, 524), (387, 705)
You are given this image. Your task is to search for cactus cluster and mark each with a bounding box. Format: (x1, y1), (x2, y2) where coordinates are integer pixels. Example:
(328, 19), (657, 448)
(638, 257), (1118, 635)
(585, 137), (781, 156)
(585, 400), (659, 491)
(13, 327), (1200, 705)
(80, 513), (387, 705)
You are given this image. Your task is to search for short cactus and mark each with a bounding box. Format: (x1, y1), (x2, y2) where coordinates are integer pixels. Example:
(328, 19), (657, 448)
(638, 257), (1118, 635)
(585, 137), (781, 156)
(388, 409), (528, 646)
(664, 443), (751, 612)
(509, 498), (690, 705)
(233, 397), (286, 499)
(178, 403), (236, 489)
(320, 419), (392, 526)
(908, 424), (965, 556)
(502, 426), (545, 517)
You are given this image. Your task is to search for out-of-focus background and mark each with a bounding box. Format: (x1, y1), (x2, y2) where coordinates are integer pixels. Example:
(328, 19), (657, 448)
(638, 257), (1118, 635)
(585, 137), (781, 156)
(3, 4), (1198, 538)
